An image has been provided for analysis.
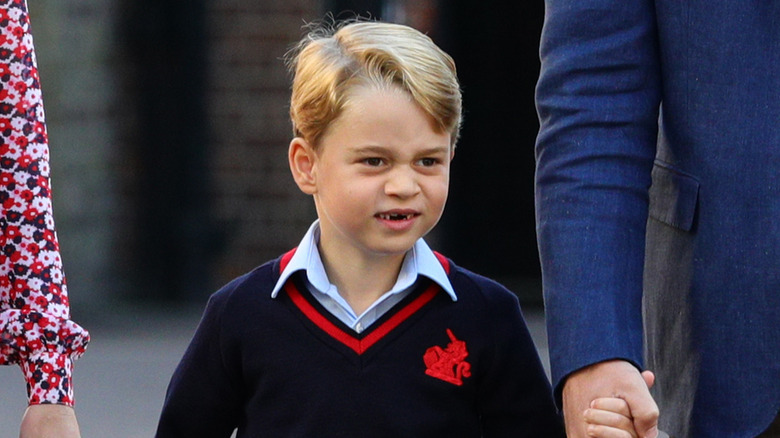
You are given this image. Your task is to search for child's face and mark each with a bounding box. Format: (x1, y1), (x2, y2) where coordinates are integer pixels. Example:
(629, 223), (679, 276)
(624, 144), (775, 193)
(302, 86), (452, 264)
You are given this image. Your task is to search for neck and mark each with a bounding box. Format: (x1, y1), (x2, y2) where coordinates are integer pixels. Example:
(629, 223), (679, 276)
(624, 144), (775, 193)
(318, 243), (406, 316)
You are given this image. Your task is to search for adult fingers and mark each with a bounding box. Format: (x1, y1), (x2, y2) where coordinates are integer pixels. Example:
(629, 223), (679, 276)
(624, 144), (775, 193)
(641, 370), (655, 390)
(591, 397), (631, 416)
(626, 388), (659, 438)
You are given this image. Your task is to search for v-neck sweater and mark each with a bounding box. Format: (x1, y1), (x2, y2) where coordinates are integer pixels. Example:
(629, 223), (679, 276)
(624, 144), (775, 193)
(155, 252), (564, 437)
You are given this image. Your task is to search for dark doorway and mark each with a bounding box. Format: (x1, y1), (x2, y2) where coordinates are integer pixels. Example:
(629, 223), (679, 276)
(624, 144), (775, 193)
(118, 0), (221, 302)
(434, 2), (545, 302)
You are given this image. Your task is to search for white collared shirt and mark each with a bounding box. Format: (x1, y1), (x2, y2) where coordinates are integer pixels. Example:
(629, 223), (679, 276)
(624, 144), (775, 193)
(271, 221), (456, 333)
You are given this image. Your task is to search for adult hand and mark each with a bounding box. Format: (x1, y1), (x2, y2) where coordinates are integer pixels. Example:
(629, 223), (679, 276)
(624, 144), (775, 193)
(562, 359), (658, 438)
(20, 404), (81, 438)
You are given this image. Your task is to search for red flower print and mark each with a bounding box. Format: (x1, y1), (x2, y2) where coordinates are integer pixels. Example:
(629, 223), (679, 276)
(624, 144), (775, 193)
(4, 224), (19, 238)
(25, 241), (39, 255)
(48, 284), (61, 296)
(34, 295), (47, 307)
(3, 197), (17, 210)
(41, 229), (55, 243)
(47, 374), (61, 388)
(0, 0), (90, 407)
(30, 260), (43, 274)
(15, 97), (29, 114)
(27, 339), (42, 351)
(10, 250), (23, 262)
(13, 79), (25, 93)
(23, 206), (39, 221)
(0, 171), (13, 186)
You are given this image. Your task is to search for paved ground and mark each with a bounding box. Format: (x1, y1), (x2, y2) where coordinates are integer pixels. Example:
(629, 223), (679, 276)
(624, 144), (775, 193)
(0, 304), (550, 437)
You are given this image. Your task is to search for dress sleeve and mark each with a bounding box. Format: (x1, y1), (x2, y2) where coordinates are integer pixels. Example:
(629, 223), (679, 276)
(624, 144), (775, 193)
(0, 0), (89, 406)
(534, 0), (661, 398)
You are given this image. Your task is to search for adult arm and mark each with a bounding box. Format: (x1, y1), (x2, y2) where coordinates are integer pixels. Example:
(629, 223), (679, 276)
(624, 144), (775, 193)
(0, 0), (89, 413)
(20, 405), (81, 438)
(535, 0), (661, 436)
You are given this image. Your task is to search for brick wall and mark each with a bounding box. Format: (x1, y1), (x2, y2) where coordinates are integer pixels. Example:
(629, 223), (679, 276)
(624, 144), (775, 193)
(207, 0), (322, 285)
(29, 0), (121, 312)
(29, 0), (326, 306)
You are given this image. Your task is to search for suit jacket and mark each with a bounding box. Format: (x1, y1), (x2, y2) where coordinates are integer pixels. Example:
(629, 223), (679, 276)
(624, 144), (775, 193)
(535, 1), (780, 436)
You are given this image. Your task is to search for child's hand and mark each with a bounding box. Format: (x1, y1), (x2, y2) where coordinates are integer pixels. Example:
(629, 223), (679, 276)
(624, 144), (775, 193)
(583, 397), (637, 438)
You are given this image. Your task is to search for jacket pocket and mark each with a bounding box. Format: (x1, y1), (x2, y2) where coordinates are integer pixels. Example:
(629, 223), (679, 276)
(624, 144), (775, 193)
(648, 160), (700, 232)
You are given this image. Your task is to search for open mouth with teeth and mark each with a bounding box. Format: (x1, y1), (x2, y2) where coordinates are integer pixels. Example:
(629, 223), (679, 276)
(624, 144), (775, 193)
(376, 212), (417, 221)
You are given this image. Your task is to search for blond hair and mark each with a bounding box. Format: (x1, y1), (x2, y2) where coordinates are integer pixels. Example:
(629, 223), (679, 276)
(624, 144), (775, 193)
(287, 19), (462, 149)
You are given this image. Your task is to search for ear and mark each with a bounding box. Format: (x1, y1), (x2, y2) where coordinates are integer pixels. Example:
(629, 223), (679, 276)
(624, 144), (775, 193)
(288, 137), (318, 195)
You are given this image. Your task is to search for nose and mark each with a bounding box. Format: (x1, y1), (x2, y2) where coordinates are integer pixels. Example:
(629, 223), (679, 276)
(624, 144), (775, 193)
(384, 166), (420, 198)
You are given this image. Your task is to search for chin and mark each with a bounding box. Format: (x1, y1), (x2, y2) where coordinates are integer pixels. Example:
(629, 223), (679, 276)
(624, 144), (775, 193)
(368, 242), (417, 258)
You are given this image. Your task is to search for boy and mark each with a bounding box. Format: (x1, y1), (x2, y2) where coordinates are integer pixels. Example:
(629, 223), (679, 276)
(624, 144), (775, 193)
(156, 19), (630, 437)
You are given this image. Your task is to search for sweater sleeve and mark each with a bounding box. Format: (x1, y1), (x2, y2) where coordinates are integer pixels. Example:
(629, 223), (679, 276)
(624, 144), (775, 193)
(0, 0), (89, 406)
(534, 0), (661, 398)
(156, 289), (242, 438)
(477, 285), (565, 437)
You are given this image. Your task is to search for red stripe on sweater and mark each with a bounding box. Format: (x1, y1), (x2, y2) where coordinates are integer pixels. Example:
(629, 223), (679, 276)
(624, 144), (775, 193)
(279, 247), (447, 354)
(280, 248), (296, 272)
(357, 284), (438, 353)
(285, 281), (362, 353)
(433, 251), (450, 274)
(285, 281), (439, 355)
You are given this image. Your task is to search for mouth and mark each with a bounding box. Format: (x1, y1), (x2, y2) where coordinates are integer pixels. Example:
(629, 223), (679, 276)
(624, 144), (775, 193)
(376, 212), (419, 221)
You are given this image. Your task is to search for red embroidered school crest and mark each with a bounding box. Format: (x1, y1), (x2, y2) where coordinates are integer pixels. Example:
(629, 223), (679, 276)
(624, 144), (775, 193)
(423, 329), (471, 386)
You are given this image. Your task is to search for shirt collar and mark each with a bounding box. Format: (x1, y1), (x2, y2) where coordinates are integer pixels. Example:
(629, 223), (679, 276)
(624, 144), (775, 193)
(270, 220), (456, 301)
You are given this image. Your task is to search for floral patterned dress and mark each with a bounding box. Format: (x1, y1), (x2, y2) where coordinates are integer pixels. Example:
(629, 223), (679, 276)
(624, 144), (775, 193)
(0, 0), (89, 406)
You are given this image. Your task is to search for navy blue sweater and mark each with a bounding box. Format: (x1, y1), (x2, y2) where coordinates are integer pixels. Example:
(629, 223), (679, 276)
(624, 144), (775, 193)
(156, 252), (564, 437)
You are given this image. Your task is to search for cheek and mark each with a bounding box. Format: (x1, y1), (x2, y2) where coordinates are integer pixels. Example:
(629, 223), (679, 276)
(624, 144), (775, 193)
(426, 179), (450, 206)
(322, 178), (375, 211)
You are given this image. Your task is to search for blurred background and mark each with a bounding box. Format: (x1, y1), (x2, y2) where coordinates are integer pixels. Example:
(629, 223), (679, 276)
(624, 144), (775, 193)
(0, 0), (547, 435)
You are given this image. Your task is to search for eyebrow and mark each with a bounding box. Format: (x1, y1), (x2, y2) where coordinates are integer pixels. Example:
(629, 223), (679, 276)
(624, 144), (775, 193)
(348, 145), (451, 155)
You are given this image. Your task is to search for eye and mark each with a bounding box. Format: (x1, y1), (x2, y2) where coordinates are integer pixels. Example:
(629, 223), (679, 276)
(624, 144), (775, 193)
(418, 157), (440, 167)
(362, 157), (384, 166)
